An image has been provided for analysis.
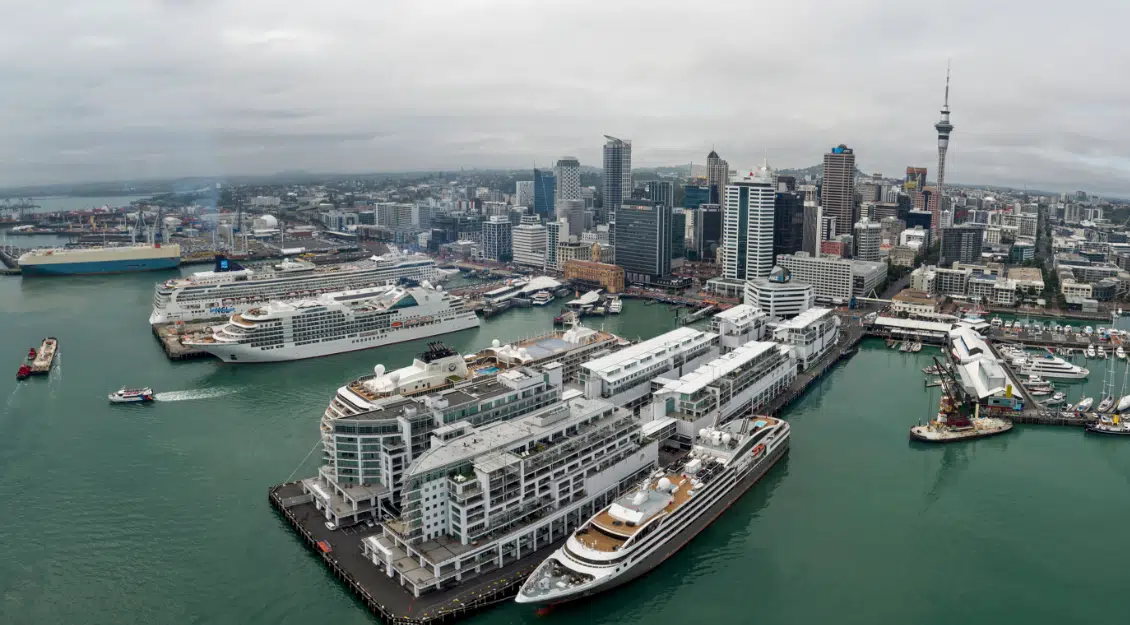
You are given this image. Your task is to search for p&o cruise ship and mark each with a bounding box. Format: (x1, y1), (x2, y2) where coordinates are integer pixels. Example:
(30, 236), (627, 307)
(516, 415), (790, 605)
(182, 283), (478, 362)
(149, 247), (444, 324)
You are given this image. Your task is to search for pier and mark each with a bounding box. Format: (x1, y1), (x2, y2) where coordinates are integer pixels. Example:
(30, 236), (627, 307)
(765, 315), (865, 417)
(678, 305), (716, 325)
(269, 483), (556, 625)
(0, 245), (22, 274)
(151, 322), (211, 361)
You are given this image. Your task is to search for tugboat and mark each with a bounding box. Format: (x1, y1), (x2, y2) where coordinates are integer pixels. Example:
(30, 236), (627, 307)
(16, 364), (31, 380)
(26, 347), (36, 362)
(109, 387), (156, 404)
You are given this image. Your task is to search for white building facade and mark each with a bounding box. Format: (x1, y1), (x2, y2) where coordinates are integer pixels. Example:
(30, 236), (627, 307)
(722, 167), (776, 281)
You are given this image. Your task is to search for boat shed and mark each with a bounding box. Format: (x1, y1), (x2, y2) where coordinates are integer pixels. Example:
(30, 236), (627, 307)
(871, 317), (955, 344)
(947, 326), (1011, 400)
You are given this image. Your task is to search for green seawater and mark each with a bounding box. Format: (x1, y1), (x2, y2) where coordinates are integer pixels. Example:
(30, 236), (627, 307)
(2, 271), (1130, 625)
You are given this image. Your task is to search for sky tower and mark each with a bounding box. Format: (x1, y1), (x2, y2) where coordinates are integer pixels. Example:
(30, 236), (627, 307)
(934, 64), (954, 202)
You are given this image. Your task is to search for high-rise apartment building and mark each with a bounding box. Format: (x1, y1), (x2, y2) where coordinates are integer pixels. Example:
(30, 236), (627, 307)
(773, 191), (805, 261)
(939, 226), (982, 267)
(481, 215), (512, 261)
(533, 168), (556, 219)
(822, 145), (856, 237)
(707, 150), (730, 204)
(554, 157), (581, 203)
(722, 166), (776, 281)
(602, 135), (632, 228)
(853, 217), (882, 262)
(615, 198), (670, 284)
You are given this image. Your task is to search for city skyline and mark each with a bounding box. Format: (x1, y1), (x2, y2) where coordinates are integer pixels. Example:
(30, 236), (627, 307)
(3, 1), (1130, 196)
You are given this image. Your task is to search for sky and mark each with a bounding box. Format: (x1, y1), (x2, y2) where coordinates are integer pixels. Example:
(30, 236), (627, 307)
(3, 0), (1130, 196)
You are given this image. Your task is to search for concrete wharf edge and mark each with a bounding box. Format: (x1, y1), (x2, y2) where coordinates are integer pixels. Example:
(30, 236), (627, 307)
(268, 483), (557, 624)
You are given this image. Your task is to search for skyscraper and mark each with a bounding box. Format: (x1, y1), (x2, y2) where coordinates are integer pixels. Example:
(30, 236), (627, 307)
(853, 218), (882, 262)
(683, 185), (711, 210)
(554, 157), (581, 202)
(695, 203), (723, 261)
(802, 204), (822, 257)
(707, 150), (729, 204)
(514, 180), (534, 208)
(615, 198), (670, 284)
(671, 209), (687, 261)
(822, 145), (856, 237)
(533, 168), (556, 219)
(602, 135), (632, 229)
(773, 191), (805, 260)
(646, 180), (675, 208)
(512, 215), (547, 269)
(557, 198), (586, 241)
(904, 167), (927, 193)
(545, 219), (567, 270)
(481, 215), (513, 261)
(935, 65), (954, 213)
(722, 165), (776, 281)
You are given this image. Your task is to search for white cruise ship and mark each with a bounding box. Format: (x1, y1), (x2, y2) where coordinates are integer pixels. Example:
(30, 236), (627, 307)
(149, 247), (445, 324)
(516, 415), (790, 605)
(183, 283), (479, 362)
(1012, 354), (1089, 380)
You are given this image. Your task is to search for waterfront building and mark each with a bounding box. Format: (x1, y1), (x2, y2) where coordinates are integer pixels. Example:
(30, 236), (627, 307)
(722, 166), (776, 281)
(743, 267), (816, 318)
(769, 307), (841, 371)
(890, 290), (942, 317)
(533, 168), (556, 219)
(554, 157), (581, 203)
(935, 266), (972, 296)
(512, 216), (548, 269)
(707, 150), (730, 204)
(853, 218), (882, 262)
(775, 252), (854, 304)
(482, 216), (513, 261)
(774, 191), (805, 260)
(939, 227), (982, 267)
(515, 181), (534, 208)
(968, 276), (1017, 305)
(645, 341), (796, 446)
(602, 135), (632, 228)
(563, 259), (625, 293)
(310, 366), (563, 528)
(710, 302), (768, 348)
(545, 219), (567, 271)
(801, 204), (822, 257)
(580, 327), (719, 411)
(616, 198), (671, 285)
(823, 145), (856, 236)
(367, 392), (658, 597)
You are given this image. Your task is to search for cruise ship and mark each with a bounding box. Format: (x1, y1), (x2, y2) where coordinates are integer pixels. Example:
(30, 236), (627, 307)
(1012, 353), (1089, 380)
(516, 415), (790, 605)
(19, 244), (181, 276)
(183, 283), (479, 362)
(148, 247), (445, 324)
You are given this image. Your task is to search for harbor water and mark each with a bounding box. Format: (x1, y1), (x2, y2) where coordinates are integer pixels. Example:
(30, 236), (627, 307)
(2, 271), (1130, 625)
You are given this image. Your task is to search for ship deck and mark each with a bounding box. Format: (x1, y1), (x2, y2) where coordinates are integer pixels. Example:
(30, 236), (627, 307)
(584, 472), (694, 552)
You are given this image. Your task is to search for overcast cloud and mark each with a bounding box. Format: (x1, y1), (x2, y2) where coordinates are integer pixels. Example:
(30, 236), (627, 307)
(3, 0), (1129, 195)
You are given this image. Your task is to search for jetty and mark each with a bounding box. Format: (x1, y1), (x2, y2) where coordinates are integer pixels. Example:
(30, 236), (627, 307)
(152, 322), (211, 361)
(269, 483), (559, 625)
(765, 314), (865, 417)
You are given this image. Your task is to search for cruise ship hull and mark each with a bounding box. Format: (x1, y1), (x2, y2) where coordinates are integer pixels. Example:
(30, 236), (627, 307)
(190, 315), (480, 363)
(520, 437), (790, 606)
(21, 255), (180, 276)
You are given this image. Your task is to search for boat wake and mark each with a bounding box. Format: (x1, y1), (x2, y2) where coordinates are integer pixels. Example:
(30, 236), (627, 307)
(154, 387), (239, 402)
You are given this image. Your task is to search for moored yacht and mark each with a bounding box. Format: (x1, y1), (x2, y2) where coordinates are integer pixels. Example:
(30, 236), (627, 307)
(1013, 353), (1089, 380)
(516, 416), (790, 606)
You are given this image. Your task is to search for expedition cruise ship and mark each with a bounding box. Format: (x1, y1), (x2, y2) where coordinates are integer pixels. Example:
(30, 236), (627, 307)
(517, 415), (790, 606)
(148, 248), (444, 324)
(182, 283), (478, 362)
